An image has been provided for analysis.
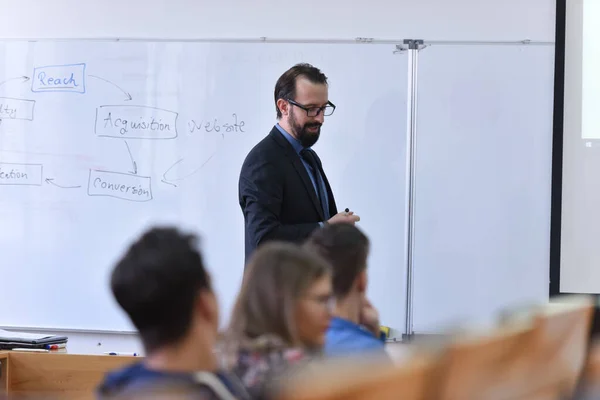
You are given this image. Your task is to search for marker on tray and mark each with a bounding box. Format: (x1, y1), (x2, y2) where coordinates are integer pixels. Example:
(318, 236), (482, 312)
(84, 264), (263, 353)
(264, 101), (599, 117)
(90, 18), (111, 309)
(45, 343), (67, 350)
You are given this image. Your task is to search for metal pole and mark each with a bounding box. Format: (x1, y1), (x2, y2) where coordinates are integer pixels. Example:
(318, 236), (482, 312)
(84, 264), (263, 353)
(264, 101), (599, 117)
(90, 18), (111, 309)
(402, 39), (423, 340)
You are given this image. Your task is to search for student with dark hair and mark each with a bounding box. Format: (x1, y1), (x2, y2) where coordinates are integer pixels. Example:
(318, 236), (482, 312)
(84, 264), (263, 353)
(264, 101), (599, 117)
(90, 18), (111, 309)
(97, 227), (249, 400)
(221, 241), (333, 399)
(304, 223), (388, 359)
(238, 63), (359, 263)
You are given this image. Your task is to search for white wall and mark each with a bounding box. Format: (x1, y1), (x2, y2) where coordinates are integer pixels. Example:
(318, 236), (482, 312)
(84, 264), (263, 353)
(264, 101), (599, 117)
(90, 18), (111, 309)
(0, 0), (556, 354)
(0, 0), (555, 41)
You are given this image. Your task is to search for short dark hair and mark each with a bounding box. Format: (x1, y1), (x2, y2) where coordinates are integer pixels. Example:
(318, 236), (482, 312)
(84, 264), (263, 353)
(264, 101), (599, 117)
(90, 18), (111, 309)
(110, 227), (211, 353)
(274, 63), (328, 119)
(304, 224), (369, 298)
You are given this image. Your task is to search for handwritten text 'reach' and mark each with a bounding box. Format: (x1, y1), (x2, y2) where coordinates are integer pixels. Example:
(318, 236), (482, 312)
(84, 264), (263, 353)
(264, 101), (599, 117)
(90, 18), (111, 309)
(31, 63), (86, 94)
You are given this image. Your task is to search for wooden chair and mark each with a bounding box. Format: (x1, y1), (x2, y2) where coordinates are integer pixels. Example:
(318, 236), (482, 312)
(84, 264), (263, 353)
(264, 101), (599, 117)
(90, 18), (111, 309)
(573, 338), (600, 399)
(277, 353), (438, 400)
(434, 294), (594, 400)
(433, 321), (539, 400)
(525, 295), (595, 399)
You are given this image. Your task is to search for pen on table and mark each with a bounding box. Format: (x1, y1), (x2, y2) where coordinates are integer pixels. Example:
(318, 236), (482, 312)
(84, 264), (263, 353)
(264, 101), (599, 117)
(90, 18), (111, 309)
(45, 343), (67, 350)
(105, 352), (138, 356)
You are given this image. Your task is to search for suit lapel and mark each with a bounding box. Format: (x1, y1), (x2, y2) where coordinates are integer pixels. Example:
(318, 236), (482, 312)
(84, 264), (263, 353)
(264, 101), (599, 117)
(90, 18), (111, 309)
(269, 128), (325, 220)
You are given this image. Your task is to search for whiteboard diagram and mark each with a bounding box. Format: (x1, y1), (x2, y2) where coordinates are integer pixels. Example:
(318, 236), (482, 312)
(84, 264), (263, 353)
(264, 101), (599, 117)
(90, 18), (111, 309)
(0, 62), (246, 202)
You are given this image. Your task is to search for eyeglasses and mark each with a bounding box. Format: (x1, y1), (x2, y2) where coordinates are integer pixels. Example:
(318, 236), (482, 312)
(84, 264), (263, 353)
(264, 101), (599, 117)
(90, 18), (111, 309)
(287, 99), (336, 117)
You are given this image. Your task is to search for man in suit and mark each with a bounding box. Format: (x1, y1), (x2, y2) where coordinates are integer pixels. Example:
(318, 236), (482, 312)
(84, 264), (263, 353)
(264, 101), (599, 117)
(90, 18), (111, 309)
(239, 63), (360, 262)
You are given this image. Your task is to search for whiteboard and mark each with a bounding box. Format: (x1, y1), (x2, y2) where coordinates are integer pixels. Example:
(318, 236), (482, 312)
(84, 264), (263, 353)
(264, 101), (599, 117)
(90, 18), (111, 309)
(0, 41), (408, 332)
(412, 44), (554, 332)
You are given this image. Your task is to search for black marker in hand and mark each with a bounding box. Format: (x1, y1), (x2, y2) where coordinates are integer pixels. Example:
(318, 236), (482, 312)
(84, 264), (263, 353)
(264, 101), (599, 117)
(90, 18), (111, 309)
(328, 208), (360, 225)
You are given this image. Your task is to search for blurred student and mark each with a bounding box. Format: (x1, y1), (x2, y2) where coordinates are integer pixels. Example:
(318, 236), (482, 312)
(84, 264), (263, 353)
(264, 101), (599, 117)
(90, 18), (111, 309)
(97, 227), (249, 400)
(304, 223), (389, 360)
(221, 242), (333, 399)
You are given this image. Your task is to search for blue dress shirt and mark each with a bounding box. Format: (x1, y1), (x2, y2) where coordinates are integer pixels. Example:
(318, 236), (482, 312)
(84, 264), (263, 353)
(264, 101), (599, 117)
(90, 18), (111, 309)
(324, 317), (389, 359)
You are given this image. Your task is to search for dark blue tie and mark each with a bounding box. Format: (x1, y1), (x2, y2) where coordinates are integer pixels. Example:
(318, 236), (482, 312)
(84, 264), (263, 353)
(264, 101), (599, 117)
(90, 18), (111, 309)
(300, 148), (328, 219)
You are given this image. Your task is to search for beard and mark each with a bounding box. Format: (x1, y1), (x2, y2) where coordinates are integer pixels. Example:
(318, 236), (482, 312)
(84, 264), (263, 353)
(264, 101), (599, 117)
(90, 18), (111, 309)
(290, 110), (322, 148)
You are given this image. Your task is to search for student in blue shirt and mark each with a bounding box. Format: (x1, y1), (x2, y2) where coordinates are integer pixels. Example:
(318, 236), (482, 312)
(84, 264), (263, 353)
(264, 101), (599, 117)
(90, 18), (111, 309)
(304, 224), (390, 360)
(96, 227), (249, 400)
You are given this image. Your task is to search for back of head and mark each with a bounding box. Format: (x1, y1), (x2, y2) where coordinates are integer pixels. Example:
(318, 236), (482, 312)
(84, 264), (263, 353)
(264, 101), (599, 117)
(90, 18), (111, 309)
(304, 223), (370, 299)
(226, 241), (331, 348)
(111, 227), (211, 353)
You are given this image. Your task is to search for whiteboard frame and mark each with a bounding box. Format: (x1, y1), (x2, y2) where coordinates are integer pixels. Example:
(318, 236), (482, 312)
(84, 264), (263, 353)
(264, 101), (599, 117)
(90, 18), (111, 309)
(0, 36), (553, 336)
(0, 37), (553, 45)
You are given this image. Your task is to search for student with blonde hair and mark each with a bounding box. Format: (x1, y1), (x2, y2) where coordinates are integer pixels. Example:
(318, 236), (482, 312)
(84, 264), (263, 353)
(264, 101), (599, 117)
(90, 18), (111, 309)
(221, 241), (333, 399)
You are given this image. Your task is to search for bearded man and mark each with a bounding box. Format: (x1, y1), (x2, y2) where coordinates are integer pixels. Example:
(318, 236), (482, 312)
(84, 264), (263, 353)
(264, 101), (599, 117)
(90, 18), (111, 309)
(238, 63), (360, 263)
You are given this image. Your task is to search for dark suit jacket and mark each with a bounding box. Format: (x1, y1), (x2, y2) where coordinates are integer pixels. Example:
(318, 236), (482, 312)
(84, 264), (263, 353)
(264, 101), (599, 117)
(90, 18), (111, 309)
(239, 126), (338, 262)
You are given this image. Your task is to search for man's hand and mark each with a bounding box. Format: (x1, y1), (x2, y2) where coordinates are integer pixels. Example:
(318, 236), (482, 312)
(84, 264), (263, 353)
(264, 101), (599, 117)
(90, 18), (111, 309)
(328, 211), (360, 225)
(360, 297), (380, 337)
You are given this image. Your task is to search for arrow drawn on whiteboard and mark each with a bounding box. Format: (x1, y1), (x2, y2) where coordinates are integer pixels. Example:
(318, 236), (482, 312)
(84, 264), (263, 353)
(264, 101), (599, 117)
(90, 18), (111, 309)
(161, 153), (216, 187)
(161, 159), (184, 187)
(88, 75), (132, 101)
(123, 140), (138, 174)
(45, 178), (81, 189)
(161, 178), (177, 187)
(0, 75), (30, 88)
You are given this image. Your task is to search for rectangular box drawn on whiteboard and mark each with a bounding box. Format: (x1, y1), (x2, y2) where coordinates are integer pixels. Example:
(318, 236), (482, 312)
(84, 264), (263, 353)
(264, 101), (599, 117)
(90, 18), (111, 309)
(87, 170), (152, 202)
(31, 63), (86, 93)
(0, 163), (43, 185)
(95, 105), (178, 139)
(0, 97), (35, 121)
